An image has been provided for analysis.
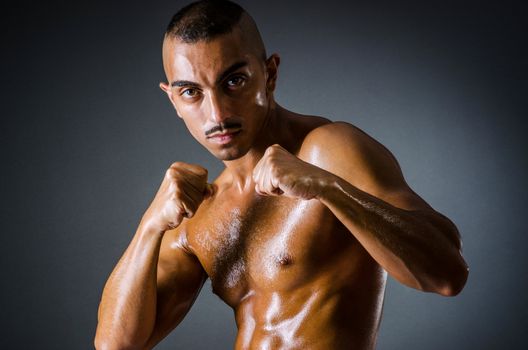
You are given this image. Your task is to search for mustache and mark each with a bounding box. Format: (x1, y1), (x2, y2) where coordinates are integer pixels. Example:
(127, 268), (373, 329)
(205, 121), (242, 136)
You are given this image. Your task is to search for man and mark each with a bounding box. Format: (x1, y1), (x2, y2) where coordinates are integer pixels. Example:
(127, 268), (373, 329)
(94, 1), (469, 349)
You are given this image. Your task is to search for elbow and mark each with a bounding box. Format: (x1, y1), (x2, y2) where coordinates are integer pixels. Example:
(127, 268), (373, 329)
(442, 261), (469, 297)
(93, 335), (119, 350)
(94, 336), (114, 350)
(94, 342), (140, 350)
(422, 223), (469, 296)
(94, 314), (152, 350)
(428, 257), (469, 297)
(94, 332), (144, 350)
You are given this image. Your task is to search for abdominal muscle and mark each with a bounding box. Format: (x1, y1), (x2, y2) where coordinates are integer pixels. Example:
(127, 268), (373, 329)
(231, 246), (387, 350)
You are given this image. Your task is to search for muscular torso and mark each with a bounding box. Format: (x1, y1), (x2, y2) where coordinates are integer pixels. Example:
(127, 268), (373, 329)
(164, 118), (387, 349)
(187, 192), (385, 349)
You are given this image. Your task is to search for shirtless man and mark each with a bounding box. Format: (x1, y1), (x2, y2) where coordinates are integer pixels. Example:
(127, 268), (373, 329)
(94, 1), (469, 349)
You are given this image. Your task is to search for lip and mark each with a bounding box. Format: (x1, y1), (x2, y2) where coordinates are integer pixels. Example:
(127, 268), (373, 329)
(206, 129), (241, 145)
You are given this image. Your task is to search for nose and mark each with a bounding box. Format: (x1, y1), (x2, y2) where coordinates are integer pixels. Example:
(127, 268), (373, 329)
(206, 91), (230, 124)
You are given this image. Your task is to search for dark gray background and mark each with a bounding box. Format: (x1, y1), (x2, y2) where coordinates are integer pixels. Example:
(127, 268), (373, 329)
(2, 0), (526, 349)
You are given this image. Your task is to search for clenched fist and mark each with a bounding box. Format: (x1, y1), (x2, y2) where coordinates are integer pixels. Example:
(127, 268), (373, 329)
(141, 162), (213, 234)
(252, 144), (330, 200)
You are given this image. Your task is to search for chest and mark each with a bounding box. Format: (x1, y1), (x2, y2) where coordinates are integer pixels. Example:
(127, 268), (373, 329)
(186, 194), (351, 305)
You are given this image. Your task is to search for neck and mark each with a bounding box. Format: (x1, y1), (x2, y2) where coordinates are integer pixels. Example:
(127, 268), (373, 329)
(222, 103), (293, 193)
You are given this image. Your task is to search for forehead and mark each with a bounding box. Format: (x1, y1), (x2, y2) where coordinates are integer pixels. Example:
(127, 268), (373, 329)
(163, 30), (259, 83)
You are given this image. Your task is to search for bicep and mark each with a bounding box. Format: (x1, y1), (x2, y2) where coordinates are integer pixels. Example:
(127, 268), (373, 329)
(145, 229), (207, 348)
(302, 122), (462, 247)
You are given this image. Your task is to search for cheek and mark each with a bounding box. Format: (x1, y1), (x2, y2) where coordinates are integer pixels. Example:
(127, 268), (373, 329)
(182, 118), (203, 139)
(178, 109), (205, 139)
(236, 81), (268, 111)
(237, 71), (269, 107)
(254, 90), (267, 106)
(251, 75), (269, 107)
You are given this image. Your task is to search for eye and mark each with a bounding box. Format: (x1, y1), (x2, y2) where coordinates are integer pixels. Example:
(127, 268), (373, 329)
(226, 75), (246, 88)
(181, 88), (200, 98)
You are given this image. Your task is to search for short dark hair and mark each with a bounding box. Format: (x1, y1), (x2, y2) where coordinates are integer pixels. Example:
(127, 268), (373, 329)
(165, 0), (245, 43)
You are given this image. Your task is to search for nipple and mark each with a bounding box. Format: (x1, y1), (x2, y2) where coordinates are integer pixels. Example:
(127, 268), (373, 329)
(276, 253), (293, 266)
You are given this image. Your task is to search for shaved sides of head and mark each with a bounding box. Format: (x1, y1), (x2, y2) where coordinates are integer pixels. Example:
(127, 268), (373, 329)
(164, 0), (267, 60)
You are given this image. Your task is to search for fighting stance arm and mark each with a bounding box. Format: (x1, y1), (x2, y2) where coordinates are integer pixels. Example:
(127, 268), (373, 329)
(95, 163), (210, 350)
(253, 122), (468, 296)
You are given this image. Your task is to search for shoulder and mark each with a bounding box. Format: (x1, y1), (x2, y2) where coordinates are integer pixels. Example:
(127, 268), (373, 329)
(300, 121), (396, 170)
(299, 121), (407, 198)
(301, 121), (385, 153)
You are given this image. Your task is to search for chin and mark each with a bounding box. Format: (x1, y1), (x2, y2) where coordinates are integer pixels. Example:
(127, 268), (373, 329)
(212, 145), (250, 161)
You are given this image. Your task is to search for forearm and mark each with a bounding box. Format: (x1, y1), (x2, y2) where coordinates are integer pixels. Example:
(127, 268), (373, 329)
(95, 221), (164, 349)
(318, 176), (468, 296)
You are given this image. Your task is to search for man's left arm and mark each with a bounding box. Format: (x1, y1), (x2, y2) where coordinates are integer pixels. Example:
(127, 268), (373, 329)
(253, 122), (468, 296)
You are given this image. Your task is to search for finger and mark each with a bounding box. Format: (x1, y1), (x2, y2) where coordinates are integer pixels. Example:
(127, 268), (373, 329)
(270, 175), (284, 195)
(179, 190), (199, 218)
(252, 155), (265, 183)
(261, 160), (279, 195)
(255, 182), (266, 196)
(253, 167), (266, 196)
(261, 165), (272, 194)
(166, 213), (184, 230)
(203, 183), (215, 198)
(253, 158), (265, 193)
(184, 186), (205, 208)
(258, 166), (273, 195)
(180, 170), (209, 197)
(182, 163), (208, 178)
(256, 173), (274, 196)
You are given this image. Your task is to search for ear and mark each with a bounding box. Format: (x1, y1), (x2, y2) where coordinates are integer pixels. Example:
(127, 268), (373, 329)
(265, 53), (280, 93)
(159, 81), (173, 100)
(159, 82), (180, 113)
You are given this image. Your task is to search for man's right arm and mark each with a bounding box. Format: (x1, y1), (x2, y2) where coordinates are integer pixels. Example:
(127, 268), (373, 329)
(94, 163), (211, 350)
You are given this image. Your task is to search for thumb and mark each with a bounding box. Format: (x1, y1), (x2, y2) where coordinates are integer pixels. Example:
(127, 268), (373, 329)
(203, 183), (215, 199)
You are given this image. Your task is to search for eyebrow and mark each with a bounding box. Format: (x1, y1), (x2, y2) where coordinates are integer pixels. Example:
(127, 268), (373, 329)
(171, 80), (200, 88)
(170, 60), (249, 88)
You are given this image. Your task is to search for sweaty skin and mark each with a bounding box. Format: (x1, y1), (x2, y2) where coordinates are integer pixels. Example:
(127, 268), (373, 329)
(95, 15), (468, 350)
(175, 122), (389, 349)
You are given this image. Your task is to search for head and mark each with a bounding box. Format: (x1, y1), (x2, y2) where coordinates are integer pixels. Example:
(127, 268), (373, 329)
(160, 0), (280, 161)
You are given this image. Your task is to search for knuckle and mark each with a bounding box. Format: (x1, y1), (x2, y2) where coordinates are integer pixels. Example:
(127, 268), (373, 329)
(165, 167), (179, 178)
(192, 165), (208, 179)
(170, 161), (184, 168)
(172, 184), (184, 197)
(167, 182), (182, 198)
(269, 144), (281, 153)
(197, 165), (208, 175)
(169, 191), (179, 201)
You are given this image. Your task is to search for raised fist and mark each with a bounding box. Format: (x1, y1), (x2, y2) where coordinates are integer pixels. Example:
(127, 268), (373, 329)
(252, 144), (329, 200)
(142, 162), (212, 233)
